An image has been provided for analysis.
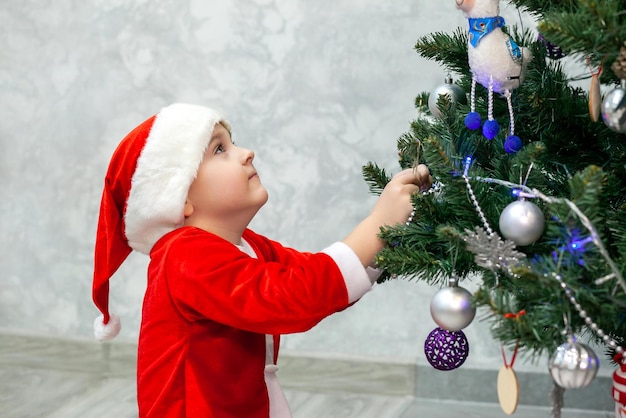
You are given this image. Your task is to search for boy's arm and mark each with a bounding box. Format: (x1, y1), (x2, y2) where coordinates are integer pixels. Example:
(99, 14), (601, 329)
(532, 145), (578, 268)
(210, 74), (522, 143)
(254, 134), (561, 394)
(342, 165), (432, 267)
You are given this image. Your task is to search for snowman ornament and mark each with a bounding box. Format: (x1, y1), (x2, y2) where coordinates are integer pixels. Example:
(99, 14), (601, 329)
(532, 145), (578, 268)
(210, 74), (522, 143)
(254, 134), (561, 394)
(456, 0), (532, 152)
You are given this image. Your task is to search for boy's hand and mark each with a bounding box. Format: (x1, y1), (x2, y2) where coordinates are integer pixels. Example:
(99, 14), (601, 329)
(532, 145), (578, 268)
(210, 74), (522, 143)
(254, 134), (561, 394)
(342, 164), (431, 267)
(370, 165), (432, 228)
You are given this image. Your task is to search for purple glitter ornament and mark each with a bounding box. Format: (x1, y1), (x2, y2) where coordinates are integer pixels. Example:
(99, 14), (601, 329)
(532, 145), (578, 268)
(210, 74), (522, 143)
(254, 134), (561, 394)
(424, 327), (470, 371)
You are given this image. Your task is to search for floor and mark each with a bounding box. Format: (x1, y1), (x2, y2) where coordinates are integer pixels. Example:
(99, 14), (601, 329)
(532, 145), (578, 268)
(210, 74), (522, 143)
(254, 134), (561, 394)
(0, 333), (614, 418)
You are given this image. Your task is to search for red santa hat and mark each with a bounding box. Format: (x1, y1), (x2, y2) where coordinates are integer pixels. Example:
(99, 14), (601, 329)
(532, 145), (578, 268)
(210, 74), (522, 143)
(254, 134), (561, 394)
(92, 103), (230, 341)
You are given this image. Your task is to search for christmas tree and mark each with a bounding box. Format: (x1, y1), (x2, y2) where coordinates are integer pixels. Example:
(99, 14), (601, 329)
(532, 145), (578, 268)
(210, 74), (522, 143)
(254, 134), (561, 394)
(363, 0), (626, 416)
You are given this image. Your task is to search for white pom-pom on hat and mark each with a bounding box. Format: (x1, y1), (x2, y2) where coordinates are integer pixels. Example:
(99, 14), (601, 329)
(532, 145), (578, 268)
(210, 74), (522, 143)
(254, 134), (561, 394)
(94, 313), (121, 341)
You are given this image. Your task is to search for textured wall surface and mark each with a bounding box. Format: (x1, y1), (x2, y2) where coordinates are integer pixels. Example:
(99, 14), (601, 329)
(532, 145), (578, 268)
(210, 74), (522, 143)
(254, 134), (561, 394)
(1, 0), (597, 376)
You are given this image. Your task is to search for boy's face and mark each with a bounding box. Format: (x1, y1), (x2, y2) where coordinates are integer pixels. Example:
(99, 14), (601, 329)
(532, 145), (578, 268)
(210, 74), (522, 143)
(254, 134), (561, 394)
(184, 123), (268, 230)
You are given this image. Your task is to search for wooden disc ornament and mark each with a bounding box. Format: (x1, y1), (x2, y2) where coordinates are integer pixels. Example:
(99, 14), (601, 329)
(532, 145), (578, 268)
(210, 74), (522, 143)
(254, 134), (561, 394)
(497, 342), (520, 415)
(588, 60), (602, 122)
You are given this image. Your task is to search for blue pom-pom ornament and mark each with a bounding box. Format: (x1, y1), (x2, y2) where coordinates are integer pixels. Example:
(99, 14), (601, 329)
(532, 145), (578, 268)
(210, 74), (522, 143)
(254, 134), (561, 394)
(482, 119), (500, 139)
(464, 112), (481, 130)
(504, 135), (523, 153)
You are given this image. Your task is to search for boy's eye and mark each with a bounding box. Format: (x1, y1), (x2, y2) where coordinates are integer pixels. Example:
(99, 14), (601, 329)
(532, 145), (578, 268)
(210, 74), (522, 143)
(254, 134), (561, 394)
(215, 144), (225, 154)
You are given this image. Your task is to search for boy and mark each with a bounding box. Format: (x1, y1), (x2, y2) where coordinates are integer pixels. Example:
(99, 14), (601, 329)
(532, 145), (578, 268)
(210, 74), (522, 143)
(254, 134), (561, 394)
(92, 103), (432, 417)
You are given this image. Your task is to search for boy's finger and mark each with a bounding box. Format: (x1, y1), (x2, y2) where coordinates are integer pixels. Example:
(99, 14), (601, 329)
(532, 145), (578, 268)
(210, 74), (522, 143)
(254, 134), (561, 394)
(412, 164), (430, 179)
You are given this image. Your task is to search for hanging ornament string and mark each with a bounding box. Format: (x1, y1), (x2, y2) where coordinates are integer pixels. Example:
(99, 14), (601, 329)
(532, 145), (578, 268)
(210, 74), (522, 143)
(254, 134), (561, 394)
(482, 75), (501, 140)
(487, 75), (495, 122)
(501, 312), (523, 369)
(406, 144), (422, 226)
(406, 143), (441, 226)
(470, 75), (477, 114)
(501, 339), (520, 369)
(504, 90), (515, 137)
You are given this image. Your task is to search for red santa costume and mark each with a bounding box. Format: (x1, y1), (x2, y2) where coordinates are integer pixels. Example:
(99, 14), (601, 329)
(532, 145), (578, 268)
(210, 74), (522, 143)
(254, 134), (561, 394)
(92, 103), (379, 417)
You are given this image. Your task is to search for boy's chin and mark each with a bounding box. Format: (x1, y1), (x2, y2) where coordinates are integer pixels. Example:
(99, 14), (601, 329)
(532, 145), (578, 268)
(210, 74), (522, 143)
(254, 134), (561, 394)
(259, 191), (269, 207)
(250, 189), (269, 210)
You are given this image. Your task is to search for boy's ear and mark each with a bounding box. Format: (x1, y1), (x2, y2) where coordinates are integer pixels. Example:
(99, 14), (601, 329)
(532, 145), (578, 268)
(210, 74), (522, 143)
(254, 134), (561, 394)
(183, 200), (194, 217)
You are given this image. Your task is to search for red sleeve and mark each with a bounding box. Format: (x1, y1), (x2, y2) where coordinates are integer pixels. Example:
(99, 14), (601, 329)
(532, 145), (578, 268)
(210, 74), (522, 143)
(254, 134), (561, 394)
(153, 227), (351, 335)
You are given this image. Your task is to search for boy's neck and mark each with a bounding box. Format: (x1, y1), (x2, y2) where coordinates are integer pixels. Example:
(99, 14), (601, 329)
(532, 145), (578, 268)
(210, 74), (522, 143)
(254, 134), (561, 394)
(183, 217), (250, 246)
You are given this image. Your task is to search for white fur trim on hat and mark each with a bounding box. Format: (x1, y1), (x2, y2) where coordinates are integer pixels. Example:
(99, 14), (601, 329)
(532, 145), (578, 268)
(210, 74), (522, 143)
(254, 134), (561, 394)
(124, 103), (228, 254)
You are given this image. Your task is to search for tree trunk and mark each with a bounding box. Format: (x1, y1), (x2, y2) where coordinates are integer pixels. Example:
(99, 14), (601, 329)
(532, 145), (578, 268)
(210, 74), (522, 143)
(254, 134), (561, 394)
(550, 382), (565, 418)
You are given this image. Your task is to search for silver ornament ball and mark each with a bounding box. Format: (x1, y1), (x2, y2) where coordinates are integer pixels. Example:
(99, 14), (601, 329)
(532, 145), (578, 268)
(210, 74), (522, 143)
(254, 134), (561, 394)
(601, 83), (626, 134)
(428, 75), (467, 118)
(430, 285), (476, 331)
(548, 338), (599, 389)
(499, 200), (545, 246)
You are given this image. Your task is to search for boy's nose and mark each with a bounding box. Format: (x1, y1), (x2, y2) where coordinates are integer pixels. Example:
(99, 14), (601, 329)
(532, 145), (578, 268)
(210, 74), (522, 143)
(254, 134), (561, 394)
(241, 147), (254, 163)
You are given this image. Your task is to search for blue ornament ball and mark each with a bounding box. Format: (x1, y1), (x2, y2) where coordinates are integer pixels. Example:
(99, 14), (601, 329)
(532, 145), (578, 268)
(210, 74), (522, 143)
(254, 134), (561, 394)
(504, 135), (523, 153)
(482, 119), (500, 139)
(464, 112), (481, 130)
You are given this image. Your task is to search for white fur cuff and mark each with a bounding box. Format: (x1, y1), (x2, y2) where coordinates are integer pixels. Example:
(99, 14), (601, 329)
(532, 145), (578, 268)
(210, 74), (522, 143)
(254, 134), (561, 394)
(322, 242), (374, 303)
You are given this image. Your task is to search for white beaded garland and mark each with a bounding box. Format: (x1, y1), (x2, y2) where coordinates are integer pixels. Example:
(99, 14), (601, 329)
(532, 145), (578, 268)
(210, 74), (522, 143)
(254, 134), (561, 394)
(406, 209), (416, 225)
(463, 172), (494, 235)
(550, 272), (625, 361)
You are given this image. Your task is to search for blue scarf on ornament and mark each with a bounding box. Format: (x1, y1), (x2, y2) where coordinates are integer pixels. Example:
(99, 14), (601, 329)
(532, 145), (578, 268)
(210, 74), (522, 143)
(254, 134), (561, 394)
(467, 16), (522, 63)
(468, 16), (505, 48)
